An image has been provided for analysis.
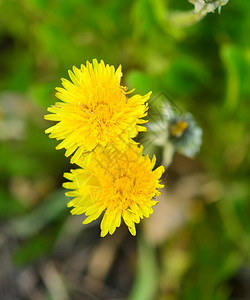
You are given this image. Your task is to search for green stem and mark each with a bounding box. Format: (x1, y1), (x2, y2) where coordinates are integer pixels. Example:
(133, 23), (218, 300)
(129, 236), (159, 300)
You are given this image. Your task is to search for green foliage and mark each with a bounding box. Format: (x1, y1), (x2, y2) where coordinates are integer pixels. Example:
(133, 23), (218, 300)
(0, 0), (249, 299)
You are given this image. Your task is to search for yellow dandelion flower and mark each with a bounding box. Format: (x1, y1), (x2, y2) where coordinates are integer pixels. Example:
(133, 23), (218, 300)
(63, 144), (165, 237)
(45, 59), (151, 163)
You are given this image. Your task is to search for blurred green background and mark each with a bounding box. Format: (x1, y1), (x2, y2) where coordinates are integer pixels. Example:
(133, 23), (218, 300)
(0, 0), (249, 299)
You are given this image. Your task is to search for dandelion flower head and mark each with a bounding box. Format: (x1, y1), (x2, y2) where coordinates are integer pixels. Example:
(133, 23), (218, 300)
(63, 144), (164, 237)
(45, 59), (151, 163)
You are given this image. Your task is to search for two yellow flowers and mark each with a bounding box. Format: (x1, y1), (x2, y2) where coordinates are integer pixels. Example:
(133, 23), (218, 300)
(45, 59), (164, 237)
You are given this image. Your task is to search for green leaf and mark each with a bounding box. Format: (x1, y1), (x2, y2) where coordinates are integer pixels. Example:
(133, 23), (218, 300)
(220, 44), (250, 112)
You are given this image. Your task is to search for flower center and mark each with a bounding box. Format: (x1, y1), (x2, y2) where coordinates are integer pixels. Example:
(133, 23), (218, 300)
(170, 120), (188, 137)
(94, 104), (111, 123)
(114, 176), (132, 196)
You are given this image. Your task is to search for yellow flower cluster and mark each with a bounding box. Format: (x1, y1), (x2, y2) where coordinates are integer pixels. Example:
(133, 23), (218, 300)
(45, 59), (164, 236)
